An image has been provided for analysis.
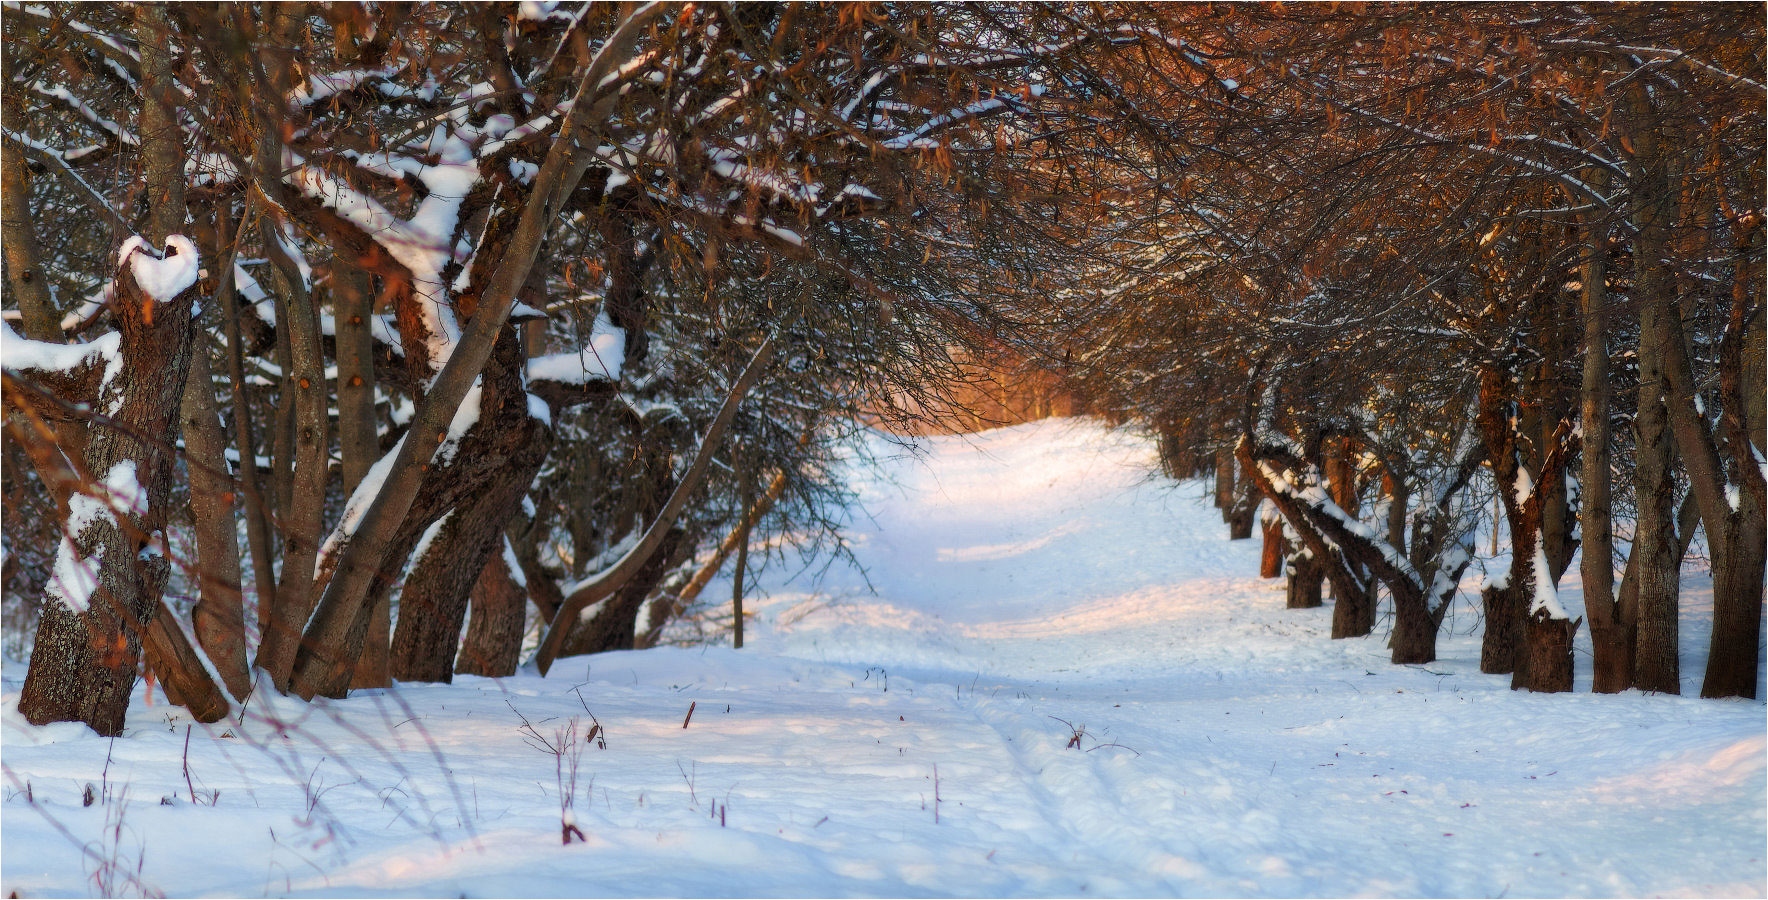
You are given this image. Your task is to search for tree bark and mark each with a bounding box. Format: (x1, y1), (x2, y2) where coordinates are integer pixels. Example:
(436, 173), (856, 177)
(1259, 511), (1286, 580)
(1517, 609), (1579, 693)
(391, 365), (550, 683)
(1480, 583), (1524, 676)
(18, 246), (201, 735)
(1286, 550), (1324, 608)
(1214, 446), (1235, 516)
(455, 543), (529, 678)
(1578, 205), (1627, 693)
(1226, 481), (1258, 540)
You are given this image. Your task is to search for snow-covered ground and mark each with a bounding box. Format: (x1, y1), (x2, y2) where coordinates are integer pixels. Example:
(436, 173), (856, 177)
(4, 419), (1764, 897)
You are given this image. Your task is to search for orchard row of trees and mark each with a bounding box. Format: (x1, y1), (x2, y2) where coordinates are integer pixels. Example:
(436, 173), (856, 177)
(1, 1), (1095, 733)
(2, 3), (1761, 738)
(989, 4), (1763, 698)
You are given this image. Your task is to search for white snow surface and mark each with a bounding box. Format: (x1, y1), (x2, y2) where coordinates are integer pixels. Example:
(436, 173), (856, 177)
(119, 235), (200, 302)
(4, 419), (1764, 897)
(527, 312), (625, 384)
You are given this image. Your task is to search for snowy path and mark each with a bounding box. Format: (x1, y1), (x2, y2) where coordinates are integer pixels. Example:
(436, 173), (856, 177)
(4, 419), (1764, 897)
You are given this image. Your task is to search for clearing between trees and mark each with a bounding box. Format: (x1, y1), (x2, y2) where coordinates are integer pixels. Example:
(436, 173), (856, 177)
(4, 419), (1761, 897)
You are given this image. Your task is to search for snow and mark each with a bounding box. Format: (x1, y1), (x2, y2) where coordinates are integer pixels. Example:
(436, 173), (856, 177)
(1, 322), (119, 376)
(119, 235), (201, 302)
(527, 312), (625, 384)
(4, 419), (1763, 897)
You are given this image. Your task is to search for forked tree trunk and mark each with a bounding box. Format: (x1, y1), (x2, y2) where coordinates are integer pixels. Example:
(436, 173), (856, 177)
(391, 403), (550, 683)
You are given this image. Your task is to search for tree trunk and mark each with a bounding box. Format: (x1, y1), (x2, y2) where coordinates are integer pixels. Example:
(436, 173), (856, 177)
(335, 262), (389, 690)
(290, 4), (671, 702)
(1624, 89), (1682, 695)
(1578, 205), (1627, 693)
(379, 317), (550, 683)
(1480, 584), (1524, 676)
(1214, 446), (1235, 516)
(18, 246), (200, 735)
(1286, 551), (1324, 608)
(731, 467), (754, 649)
(1328, 569), (1375, 639)
(1682, 225), (1767, 700)
(1389, 580), (1437, 665)
(640, 463), (794, 647)
(558, 530), (686, 657)
(1226, 482), (1257, 540)
(391, 402), (550, 683)
(1630, 217), (1682, 695)
(1515, 610), (1579, 693)
(455, 544), (529, 678)
(252, 7), (333, 692)
(1259, 513), (1285, 579)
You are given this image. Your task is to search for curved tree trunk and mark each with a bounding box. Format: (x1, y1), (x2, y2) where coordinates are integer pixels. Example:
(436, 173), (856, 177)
(557, 530), (687, 657)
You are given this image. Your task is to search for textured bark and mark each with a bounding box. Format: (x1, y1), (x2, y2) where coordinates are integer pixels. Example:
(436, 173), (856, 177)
(1226, 482), (1258, 540)
(1286, 551), (1324, 609)
(335, 262), (388, 691)
(1480, 584), (1524, 677)
(1623, 89), (1682, 695)
(251, 5), (333, 692)
(1630, 206), (1682, 695)
(181, 342), (251, 700)
(1578, 209), (1626, 693)
(1476, 366), (1579, 686)
(1515, 609), (1579, 693)
(1, 85), (60, 342)
(18, 247), (200, 735)
(164, 193), (249, 700)
(455, 545), (529, 678)
(1666, 223), (1767, 700)
(1259, 515), (1286, 580)
(391, 379), (550, 683)
(215, 202), (280, 653)
(1389, 585), (1439, 666)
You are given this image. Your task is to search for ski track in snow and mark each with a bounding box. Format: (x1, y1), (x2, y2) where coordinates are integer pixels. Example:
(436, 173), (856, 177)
(3, 419), (1763, 897)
